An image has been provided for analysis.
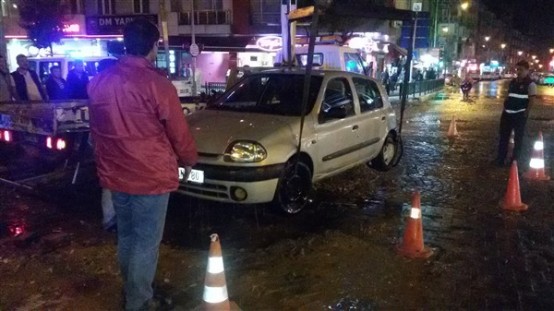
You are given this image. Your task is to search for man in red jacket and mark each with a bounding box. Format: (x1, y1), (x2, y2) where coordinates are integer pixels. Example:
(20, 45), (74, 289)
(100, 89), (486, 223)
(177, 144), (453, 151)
(88, 19), (197, 310)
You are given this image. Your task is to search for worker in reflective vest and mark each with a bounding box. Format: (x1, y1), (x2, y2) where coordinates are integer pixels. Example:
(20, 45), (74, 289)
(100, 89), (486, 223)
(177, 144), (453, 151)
(495, 60), (537, 166)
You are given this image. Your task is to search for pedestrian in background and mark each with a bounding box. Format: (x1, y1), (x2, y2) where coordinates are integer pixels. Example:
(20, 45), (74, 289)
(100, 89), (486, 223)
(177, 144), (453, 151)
(381, 70), (390, 95)
(11, 54), (47, 101)
(88, 19), (197, 310)
(460, 76), (473, 101)
(0, 54), (17, 102)
(66, 60), (89, 99)
(45, 66), (68, 100)
(495, 60), (536, 167)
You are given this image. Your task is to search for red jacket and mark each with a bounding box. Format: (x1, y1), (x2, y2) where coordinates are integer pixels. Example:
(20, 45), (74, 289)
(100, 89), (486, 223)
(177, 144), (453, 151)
(88, 56), (197, 194)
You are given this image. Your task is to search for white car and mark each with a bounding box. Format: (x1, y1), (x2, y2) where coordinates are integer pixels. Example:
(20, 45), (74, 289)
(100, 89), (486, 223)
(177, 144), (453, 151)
(178, 69), (400, 214)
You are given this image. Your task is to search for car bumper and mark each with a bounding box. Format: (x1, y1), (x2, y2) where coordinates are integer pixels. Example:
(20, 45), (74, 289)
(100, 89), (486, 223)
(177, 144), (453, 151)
(176, 163), (285, 204)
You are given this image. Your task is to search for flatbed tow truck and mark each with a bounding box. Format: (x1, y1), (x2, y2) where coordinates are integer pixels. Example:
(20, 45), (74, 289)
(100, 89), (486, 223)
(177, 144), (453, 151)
(0, 97), (206, 191)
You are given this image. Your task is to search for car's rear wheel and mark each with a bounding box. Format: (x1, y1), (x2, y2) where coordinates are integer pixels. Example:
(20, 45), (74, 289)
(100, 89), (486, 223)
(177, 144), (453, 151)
(273, 160), (312, 214)
(369, 133), (398, 171)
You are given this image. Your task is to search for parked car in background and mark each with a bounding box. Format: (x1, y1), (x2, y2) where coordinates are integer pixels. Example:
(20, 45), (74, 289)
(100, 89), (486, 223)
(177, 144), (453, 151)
(538, 73), (554, 86)
(178, 69), (400, 214)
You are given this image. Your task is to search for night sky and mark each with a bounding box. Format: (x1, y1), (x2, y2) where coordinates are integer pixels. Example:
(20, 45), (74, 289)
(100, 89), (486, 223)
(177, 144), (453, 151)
(481, 0), (554, 48)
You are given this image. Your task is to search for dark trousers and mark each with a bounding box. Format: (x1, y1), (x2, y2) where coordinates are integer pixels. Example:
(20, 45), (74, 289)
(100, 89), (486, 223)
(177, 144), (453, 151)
(497, 111), (527, 163)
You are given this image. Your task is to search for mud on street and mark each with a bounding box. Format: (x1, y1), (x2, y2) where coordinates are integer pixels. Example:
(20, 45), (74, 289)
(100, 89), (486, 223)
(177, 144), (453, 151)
(1, 81), (554, 310)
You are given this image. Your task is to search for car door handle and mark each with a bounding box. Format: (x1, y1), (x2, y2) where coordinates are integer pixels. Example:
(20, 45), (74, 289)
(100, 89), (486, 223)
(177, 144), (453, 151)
(381, 116), (386, 121)
(352, 125), (359, 130)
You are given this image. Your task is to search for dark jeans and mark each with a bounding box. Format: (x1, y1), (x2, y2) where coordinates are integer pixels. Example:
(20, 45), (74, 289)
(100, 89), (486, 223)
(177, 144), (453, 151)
(497, 111), (527, 164)
(111, 192), (170, 311)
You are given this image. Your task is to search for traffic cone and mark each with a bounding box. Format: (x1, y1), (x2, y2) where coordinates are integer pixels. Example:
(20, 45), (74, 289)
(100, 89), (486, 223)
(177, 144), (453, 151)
(202, 234), (231, 311)
(523, 131), (550, 181)
(396, 192), (433, 259)
(447, 116), (458, 138)
(502, 161), (528, 212)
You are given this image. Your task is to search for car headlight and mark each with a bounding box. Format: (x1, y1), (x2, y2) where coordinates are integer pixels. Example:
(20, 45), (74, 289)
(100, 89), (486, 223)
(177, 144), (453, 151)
(226, 141), (267, 162)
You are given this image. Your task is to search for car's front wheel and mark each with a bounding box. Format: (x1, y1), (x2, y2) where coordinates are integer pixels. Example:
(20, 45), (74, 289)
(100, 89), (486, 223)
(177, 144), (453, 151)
(273, 160), (312, 214)
(369, 133), (398, 171)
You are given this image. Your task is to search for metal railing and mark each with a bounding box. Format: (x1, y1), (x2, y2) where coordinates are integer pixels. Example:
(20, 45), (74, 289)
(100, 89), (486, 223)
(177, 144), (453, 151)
(178, 10), (231, 25)
(204, 82), (227, 95)
(388, 79), (445, 98)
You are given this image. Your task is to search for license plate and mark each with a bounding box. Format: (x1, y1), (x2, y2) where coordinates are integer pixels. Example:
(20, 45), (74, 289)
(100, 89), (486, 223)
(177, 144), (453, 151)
(179, 168), (204, 183)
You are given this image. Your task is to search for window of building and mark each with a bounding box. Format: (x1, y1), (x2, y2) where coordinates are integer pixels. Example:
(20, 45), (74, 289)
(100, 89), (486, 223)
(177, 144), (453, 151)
(97, 0), (115, 15)
(133, 0), (149, 14)
(69, 0), (80, 14)
(250, 0), (280, 25)
(196, 0), (223, 11)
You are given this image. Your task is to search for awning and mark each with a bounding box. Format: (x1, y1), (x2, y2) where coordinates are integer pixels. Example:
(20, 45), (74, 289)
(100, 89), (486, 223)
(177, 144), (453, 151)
(389, 43), (408, 56)
(168, 35), (256, 52)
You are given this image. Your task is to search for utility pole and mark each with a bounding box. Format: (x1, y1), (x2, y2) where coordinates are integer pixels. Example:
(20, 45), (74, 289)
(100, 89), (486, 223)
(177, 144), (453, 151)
(159, 0), (171, 76)
(281, 0), (297, 65)
(0, 0), (7, 58)
(190, 0), (199, 96)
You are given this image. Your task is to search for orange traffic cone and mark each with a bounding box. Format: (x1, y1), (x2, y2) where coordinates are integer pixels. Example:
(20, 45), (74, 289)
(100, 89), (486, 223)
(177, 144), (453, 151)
(502, 161), (528, 212)
(447, 116), (458, 138)
(523, 131), (550, 181)
(202, 234), (231, 311)
(396, 192), (433, 259)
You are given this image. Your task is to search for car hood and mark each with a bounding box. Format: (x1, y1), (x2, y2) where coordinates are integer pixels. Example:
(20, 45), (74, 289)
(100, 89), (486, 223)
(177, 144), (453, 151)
(187, 110), (299, 155)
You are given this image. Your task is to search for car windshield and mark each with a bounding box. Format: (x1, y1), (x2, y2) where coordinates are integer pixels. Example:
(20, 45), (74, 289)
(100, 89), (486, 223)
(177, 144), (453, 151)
(209, 73), (323, 116)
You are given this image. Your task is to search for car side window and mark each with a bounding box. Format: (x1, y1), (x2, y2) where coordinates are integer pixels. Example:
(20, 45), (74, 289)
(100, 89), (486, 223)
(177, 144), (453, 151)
(353, 77), (383, 113)
(319, 77), (355, 123)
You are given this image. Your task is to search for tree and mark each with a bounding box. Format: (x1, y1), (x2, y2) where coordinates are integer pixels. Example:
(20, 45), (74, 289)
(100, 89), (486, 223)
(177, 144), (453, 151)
(18, 0), (68, 55)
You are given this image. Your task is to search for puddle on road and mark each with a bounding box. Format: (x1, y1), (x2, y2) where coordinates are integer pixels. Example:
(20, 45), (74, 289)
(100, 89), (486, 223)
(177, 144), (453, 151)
(327, 298), (375, 310)
(359, 188), (402, 218)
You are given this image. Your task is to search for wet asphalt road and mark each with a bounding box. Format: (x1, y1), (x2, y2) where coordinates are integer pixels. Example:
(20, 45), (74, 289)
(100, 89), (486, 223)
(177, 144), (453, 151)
(0, 79), (553, 310)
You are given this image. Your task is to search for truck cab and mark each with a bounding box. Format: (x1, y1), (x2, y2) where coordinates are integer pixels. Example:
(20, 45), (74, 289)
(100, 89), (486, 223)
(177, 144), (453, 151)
(280, 45), (367, 76)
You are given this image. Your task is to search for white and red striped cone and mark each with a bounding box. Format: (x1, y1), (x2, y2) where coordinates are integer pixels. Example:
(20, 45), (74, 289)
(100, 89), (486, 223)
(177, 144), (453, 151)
(447, 116), (458, 138)
(524, 132), (550, 181)
(202, 234), (231, 311)
(396, 192), (433, 259)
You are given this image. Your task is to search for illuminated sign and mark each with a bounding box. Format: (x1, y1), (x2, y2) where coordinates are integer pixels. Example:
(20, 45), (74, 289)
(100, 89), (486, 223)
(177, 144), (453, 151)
(256, 36), (282, 52)
(86, 15), (158, 35)
(63, 24), (81, 33)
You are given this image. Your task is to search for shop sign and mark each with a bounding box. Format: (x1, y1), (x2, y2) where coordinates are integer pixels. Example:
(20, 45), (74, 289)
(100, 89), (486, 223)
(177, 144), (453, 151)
(63, 24), (81, 33)
(256, 36), (282, 52)
(86, 15), (158, 35)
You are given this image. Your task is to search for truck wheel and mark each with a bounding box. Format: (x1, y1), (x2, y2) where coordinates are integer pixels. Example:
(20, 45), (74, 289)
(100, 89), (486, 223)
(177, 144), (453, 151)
(369, 134), (397, 171)
(273, 160), (312, 214)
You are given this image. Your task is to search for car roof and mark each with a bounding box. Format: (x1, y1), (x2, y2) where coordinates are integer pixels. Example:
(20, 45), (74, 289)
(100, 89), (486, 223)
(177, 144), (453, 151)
(254, 68), (375, 80)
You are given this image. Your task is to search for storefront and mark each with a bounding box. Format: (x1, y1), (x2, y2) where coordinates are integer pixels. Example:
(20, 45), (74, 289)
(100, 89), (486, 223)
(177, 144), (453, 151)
(165, 35), (277, 89)
(4, 14), (157, 74)
(346, 32), (406, 79)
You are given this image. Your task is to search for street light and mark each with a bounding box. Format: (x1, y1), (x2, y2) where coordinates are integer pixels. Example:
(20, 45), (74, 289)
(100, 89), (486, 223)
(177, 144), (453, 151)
(550, 48), (554, 54)
(532, 55), (537, 60)
(460, 2), (470, 11)
(534, 59), (540, 64)
(442, 26), (449, 33)
(501, 43), (507, 49)
(518, 51), (523, 56)
(485, 36), (491, 42)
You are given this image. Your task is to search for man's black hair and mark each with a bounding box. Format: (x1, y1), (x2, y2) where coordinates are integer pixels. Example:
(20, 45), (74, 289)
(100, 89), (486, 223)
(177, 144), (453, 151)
(516, 60), (529, 69)
(123, 19), (160, 57)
